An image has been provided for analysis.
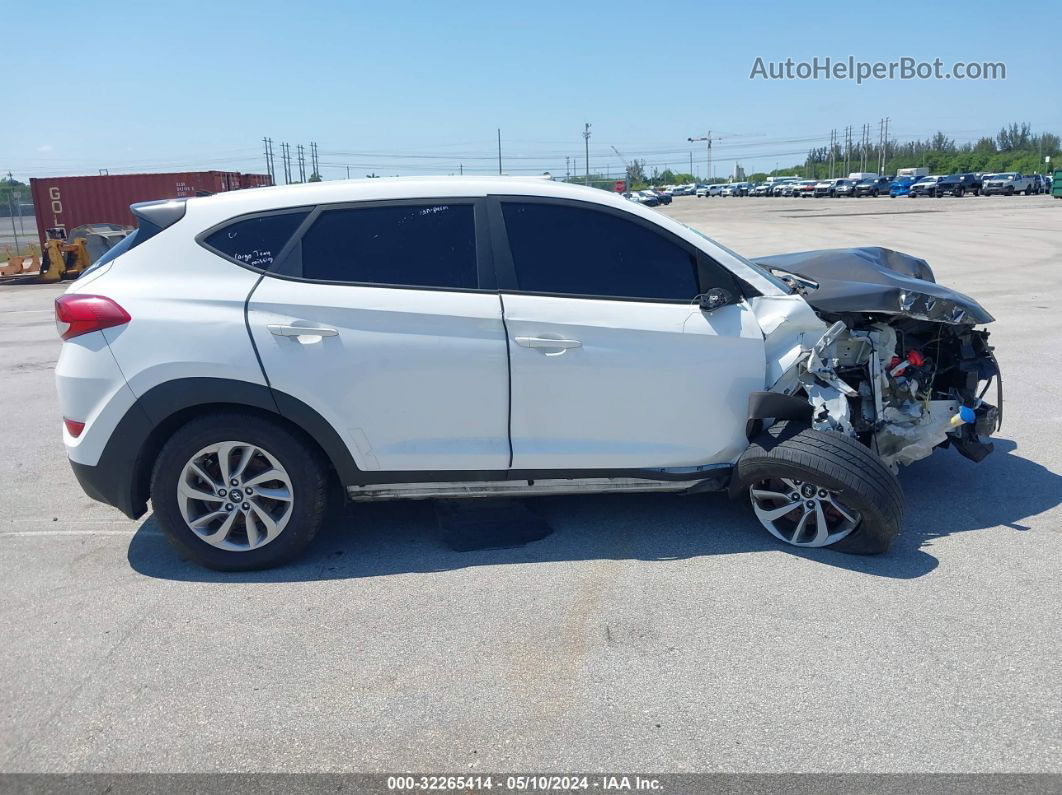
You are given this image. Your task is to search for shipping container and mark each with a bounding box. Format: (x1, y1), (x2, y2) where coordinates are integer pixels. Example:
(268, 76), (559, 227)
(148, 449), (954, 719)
(29, 171), (273, 247)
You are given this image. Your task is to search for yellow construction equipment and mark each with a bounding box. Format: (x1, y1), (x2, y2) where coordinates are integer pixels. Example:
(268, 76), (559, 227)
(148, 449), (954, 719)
(38, 236), (91, 282)
(1, 225), (131, 285)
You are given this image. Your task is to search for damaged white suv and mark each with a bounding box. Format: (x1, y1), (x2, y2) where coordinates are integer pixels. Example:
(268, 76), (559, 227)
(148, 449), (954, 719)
(55, 177), (1001, 570)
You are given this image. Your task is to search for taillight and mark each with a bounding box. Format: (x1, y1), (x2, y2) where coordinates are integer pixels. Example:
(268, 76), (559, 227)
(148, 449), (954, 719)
(55, 295), (131, 341)
(64, 418), (85, 438)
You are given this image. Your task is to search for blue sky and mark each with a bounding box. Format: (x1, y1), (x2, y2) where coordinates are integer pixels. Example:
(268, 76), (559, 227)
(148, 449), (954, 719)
(5, 0), (1060, 182)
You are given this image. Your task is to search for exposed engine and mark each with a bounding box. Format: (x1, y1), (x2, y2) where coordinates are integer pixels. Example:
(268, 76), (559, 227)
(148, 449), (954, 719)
(753, 247), (1002, 472)
(792, 316), (1000, 471)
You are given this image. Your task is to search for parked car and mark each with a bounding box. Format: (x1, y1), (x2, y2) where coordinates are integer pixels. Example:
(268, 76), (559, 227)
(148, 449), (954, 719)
(637, 190), (661, 206)
(981, 172), (1035, 196)
(908, 175), (946, 197)
(56, 177), (1001, 569)
(650, 189), (672, 205)
(1030, 174), (1046, 194)
(751, 183), (772, 196)
(767, 178), (798, 196)
(936, 173), (982, 197)
(720, 183), (744, 197)
(889, 176), (918, 197)
(832, 179), (859, 197)
(853, 177), (892, 197)
(696, 184), (723, 197)
(794, 180), (819, 197)
(813, 178), (844, 197)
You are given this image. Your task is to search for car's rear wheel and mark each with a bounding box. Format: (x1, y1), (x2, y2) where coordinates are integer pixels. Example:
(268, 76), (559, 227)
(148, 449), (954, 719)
(734, 422), (903, 554)
(151, 412), (329, 570)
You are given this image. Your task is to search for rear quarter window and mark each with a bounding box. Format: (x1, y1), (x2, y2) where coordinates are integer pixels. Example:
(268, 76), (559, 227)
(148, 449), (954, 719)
(202, 211), (309, 269)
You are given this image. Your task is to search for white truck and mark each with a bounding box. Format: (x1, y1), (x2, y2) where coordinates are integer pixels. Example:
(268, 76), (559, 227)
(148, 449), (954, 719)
(896, 167), (930, 179)
(981, 172), (1035, 196)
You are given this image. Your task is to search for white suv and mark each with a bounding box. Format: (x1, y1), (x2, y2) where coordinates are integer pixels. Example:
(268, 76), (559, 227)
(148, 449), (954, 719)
(55, 177), (1001, 570)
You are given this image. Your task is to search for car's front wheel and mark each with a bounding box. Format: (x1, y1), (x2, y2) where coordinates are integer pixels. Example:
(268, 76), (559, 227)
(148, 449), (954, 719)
(733, 422), (903, 554)
(151, 412), (329, 570)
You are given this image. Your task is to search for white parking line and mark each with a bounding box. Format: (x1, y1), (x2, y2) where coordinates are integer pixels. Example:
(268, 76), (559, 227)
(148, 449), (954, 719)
(0, 529), (160, 538)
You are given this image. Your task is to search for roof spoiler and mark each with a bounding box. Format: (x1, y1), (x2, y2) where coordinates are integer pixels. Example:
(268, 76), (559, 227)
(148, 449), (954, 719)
(130, 198), (187, 232)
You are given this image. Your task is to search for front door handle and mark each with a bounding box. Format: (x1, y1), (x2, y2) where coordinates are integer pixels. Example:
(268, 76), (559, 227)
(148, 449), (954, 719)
(514, 336), (582, 350)
(268, 324), (339, 338)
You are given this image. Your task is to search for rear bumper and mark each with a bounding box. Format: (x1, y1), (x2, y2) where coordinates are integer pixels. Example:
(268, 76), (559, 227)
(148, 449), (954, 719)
(69, 458), (146, 520)
(67, 399), (155, 520)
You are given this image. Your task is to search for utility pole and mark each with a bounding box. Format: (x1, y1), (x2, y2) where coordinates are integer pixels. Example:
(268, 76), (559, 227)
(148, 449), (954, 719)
(7, 178), (20, 255)
(459, 163), (463, 176)
(882, 117), (890, 174)
(583, 122), (592, 186)
(281, 143), (292, 184)
(829, 129), (836, 178)
(262, 137), (275, 183)
(497, 128), (502, 175)
(310, 141), (319, 177)
(565, 156), (570, 181)
(297, 144), (306, 182)
(345, 165), (351, 179)
(877, 119), (884, 174)
(689, 151), (694, 177)
(687, 131), (712, 181)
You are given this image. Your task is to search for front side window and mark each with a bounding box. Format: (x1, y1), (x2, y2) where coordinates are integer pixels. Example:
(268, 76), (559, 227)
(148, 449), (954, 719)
(298, 203), (477, 288)
(203, 211), (309, 269)
(500, 202), (700, 301)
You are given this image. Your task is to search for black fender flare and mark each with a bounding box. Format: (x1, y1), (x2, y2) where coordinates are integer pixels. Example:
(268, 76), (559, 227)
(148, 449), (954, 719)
(744, 391), (813, 441)
(79, 378), (360, 519)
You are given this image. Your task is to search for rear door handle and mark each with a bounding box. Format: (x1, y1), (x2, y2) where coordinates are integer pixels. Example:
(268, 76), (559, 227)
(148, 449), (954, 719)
(268, 324), (338, 338)
(514, 336), (582, 349)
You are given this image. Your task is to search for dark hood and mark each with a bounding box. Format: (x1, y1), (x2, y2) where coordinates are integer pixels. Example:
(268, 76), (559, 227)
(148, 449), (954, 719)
(753, 246), (994, 325)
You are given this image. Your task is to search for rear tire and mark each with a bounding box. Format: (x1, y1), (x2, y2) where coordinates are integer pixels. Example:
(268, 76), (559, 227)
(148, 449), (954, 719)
(733, 422), (903, 554)
(150, 412), (330, 570)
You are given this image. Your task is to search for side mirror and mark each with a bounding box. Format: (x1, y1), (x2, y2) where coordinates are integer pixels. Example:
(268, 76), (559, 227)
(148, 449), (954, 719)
(699, 287), (737, 312)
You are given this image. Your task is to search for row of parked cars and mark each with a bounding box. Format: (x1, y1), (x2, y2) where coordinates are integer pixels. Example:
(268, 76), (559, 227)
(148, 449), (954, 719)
(669, 172), (1054, 200)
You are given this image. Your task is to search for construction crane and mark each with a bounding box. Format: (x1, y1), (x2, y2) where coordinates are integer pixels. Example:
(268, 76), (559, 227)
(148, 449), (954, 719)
(610, 145), (635, 195)
(686, 131), (761, 181)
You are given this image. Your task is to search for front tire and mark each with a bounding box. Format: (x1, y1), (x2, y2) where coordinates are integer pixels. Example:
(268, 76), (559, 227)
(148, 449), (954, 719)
(150, 412), (330, 570)
(733, 422), (903, 554)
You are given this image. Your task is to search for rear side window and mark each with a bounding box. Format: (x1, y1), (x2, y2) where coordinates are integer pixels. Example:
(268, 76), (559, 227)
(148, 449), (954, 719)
(298, 203), (477, 289)
(77, 228), (139, 279)
(501, 202), (699, 300)
(203, 211), (308, 269)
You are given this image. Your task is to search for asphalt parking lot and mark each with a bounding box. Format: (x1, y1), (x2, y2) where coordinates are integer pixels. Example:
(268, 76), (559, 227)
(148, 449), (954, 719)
(1, 195), (1060, 774)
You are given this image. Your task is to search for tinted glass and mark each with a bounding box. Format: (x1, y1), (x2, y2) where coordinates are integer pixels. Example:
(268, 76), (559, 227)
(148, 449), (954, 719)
(501, 202), (699, 300)
(300, 204), (476, 288)
(205, 211), (308, 269)
(77, 228), (139, 279)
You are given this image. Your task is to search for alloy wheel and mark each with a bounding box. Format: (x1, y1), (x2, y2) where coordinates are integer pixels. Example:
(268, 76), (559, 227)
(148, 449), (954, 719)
(176, 441), (295, 551)
(750, 477), (861, 548)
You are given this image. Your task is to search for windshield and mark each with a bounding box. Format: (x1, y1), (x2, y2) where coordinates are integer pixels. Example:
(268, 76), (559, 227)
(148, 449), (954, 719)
(992, 173), (1017, 179)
